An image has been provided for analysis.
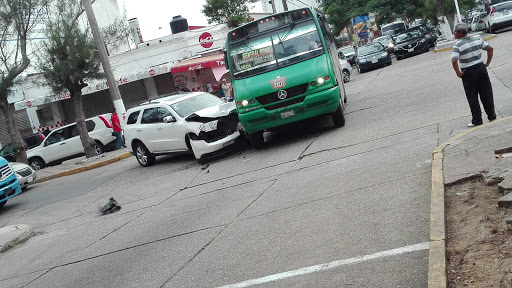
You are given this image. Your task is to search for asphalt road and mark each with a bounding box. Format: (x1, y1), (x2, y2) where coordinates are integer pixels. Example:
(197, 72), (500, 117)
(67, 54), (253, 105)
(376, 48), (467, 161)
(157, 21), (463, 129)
(1, 28), (512, 288)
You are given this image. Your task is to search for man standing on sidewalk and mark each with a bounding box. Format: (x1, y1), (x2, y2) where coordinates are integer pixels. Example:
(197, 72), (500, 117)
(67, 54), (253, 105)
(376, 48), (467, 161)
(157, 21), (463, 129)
(451, 23), (496, 127)
(111, 108), (125, 150)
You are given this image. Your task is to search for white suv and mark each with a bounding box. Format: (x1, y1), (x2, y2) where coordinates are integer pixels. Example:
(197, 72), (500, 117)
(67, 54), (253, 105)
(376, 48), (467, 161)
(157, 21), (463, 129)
(124, 92), (240, 167)
(27, 114), (116, 170)
(486, 1), (512, 33)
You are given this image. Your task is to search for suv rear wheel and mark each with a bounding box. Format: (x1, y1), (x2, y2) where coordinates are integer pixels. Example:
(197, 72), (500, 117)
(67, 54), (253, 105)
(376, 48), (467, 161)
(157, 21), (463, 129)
(29, 157), (46, 171)
(94, 141), (104, 155)
(134, 142), (155, 167)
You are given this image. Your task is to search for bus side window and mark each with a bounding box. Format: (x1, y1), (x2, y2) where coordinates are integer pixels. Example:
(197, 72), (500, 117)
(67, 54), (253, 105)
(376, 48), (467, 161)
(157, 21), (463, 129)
(317, 14), (332, 45)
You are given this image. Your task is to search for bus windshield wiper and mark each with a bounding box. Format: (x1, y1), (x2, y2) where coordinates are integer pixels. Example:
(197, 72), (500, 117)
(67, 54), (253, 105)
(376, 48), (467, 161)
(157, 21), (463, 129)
(279, 21), (296, 43)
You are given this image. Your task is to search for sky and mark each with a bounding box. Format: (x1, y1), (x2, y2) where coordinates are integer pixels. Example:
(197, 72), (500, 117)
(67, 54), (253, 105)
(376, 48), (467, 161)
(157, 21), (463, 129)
(120, 0), (210, 40)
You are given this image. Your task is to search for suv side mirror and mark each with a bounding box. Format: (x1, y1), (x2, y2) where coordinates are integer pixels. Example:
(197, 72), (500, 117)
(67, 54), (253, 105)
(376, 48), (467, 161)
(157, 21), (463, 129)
(163, 116), (176, 123)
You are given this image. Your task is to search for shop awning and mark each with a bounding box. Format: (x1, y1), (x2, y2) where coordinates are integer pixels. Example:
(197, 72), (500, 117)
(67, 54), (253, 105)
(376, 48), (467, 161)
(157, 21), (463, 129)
(171, 54), (226, 74)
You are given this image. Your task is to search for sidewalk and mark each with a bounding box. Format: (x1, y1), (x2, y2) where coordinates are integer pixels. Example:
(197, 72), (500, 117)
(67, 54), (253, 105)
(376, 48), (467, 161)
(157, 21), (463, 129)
(434, 31), (496, 53)
(34, 148), (132, 184)
(428, 116), (512, 287)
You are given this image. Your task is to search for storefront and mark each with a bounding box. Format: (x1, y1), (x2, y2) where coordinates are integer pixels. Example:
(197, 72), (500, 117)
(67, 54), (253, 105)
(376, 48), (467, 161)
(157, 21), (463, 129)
(170, 52), (230, 96)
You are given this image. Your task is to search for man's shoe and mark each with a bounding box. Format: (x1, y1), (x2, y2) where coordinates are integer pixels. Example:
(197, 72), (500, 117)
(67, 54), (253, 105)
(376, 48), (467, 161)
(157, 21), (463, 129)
(468, 122), (482, 127)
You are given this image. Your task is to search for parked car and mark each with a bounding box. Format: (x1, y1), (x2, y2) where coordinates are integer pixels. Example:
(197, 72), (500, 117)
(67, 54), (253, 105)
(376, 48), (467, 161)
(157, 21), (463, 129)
(373, 35), (395, 53)
(124, 92), (241, 167)
(339, 59), (353, 83)
(394, 29), (429, 60)
(408, 24), (436, 47)
(0, 156), (22, 207)
(337, 46), (356, 66)
(471, 13), (488, 32)
(355, 42), (392, 73)
(9, 162), (36, 189)
(486, 1), (512, 33)
(0, 133), (45, 162)
(27, 114), (116, 170)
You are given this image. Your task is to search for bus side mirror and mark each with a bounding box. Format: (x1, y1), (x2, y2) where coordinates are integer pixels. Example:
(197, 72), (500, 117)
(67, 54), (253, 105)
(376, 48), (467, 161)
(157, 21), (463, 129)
(223, 51), (230, 70)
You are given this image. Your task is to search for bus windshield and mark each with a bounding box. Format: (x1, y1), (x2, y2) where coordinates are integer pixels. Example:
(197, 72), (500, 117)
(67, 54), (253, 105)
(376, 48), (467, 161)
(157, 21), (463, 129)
(228, 20), (324, 79)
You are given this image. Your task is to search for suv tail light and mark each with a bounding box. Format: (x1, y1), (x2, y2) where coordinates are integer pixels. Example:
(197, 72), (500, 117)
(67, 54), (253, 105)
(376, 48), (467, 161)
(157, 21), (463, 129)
(491, 6), (495, 15)
(98, 115), (112, 128)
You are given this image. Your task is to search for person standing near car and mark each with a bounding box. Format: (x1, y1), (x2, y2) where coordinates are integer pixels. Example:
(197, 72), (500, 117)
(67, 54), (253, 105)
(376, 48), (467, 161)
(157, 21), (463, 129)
(221, 79), (233, 102)
(111, 108), (124, 150)
(451, 23), (496, 127)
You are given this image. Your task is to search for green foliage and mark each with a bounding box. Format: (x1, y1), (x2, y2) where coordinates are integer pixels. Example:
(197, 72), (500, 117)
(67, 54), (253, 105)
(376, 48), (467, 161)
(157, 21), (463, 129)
(323, 0), (479, 32)
(37, 0), (103, 94)
(202, 0), (250, 27)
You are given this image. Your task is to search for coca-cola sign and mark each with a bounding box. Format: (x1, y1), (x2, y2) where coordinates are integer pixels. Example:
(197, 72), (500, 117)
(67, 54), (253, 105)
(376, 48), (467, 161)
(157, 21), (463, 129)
(199, 32), (214, 48)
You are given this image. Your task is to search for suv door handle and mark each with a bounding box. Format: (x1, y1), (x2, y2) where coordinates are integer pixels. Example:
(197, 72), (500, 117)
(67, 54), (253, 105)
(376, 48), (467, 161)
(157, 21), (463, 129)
(137, 129), (142, 132)
(60, 143), (66, 145)
(157, 127), (163, 130)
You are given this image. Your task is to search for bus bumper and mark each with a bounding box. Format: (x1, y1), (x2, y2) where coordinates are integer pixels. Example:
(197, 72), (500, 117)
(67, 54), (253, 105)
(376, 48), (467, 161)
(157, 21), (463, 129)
(239, 86), (341, 134)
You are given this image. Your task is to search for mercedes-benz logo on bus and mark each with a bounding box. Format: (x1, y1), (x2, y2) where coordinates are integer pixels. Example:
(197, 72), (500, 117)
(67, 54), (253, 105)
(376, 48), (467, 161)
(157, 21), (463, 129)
(277, 90), (287, 100)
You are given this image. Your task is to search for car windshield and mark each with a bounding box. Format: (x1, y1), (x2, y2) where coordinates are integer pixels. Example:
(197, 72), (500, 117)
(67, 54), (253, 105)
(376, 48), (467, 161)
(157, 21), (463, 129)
(374, 35), (392, 43)
(339, 47), (354, 54)
(357, 43), (384, 56)
(395, 30), (422, 43)
(168, 93), (226, 118)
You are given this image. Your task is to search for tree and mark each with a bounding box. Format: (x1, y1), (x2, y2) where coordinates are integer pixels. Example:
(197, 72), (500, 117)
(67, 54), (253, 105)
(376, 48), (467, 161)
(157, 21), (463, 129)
(0, 0), (50, 164)
(100, 7), (134, 55)
(203, 0), (250, 28)
(37, 0), (104, 159)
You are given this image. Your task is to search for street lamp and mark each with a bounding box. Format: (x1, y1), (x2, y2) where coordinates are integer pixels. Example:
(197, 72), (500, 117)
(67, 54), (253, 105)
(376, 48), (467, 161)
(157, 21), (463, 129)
(454, 0), (462, 23)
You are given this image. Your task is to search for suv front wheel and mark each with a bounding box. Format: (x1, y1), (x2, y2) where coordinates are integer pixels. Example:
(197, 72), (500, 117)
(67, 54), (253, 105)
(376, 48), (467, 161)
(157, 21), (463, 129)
(134, 142), (155, 167)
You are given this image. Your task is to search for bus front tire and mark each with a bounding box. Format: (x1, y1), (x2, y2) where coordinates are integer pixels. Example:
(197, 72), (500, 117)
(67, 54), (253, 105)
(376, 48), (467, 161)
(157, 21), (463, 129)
(332, 100), (346, 128)
(248, 131), (264, 149)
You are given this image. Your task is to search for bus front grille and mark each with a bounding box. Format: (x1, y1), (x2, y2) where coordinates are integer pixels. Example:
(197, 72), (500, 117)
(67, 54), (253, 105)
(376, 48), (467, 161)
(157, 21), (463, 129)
(264, 96), (306, 111)
(256, 83), (309, 105)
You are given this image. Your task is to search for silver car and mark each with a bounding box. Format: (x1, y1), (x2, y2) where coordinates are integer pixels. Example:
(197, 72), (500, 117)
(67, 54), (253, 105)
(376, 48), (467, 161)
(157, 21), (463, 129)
(9, 162), (37, 189)
(339, 59), (353, 83)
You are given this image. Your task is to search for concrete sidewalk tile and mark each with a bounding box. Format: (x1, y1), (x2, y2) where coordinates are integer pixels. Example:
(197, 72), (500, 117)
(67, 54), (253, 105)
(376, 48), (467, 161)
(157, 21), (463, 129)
(0, 224), (33, 252)
(498, 192), (512, 207)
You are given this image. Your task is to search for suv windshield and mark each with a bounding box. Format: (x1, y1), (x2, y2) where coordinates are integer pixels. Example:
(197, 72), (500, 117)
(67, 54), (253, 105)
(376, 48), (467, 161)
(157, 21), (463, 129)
(228, 19), (324, 79)
(167, 93), (226, 118)
(357, 43), (384, 57)
(339, 47), (354, 54)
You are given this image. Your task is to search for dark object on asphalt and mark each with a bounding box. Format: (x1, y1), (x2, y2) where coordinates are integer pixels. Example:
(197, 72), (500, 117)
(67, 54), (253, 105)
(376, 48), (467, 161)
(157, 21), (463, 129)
(99, 197), (121, 214)
(201, 163), (209, 170)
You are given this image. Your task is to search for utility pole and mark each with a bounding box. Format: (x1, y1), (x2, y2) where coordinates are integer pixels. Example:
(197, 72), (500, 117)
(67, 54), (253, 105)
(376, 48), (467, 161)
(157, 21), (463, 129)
(282, 0), (288, 11)
(82, 0), (126, 117)
(270, 0), (276, 13)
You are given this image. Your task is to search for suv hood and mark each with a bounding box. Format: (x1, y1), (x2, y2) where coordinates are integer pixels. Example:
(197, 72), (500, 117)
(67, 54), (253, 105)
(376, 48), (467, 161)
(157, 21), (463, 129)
(190, 102), (237, 118)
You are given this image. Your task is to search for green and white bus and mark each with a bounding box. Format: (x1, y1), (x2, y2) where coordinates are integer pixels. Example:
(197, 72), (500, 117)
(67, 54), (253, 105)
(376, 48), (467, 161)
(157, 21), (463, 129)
(224, 7), (347, 148)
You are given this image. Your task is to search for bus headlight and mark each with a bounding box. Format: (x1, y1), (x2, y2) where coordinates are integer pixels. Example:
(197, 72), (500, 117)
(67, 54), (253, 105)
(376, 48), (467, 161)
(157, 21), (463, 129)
(317, 77), (325, 84)
(241, 99), (249, 106)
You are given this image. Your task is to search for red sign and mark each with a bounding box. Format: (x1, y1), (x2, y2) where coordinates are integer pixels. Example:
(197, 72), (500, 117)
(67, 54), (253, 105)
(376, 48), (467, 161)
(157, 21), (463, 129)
(199, 32), (214, 48)
(149, 69), (155, 76)
(26, 100), (32, 108)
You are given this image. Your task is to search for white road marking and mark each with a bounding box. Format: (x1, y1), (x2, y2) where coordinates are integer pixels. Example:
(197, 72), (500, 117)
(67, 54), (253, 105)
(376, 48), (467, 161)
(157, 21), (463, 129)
(217, 242), (429, 288)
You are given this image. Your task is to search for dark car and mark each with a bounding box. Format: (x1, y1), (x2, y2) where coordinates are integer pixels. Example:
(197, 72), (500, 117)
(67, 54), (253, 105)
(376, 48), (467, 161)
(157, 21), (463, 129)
(355, 42), (392, 73)
(0, 133), (45, 162)
(337, 46), (356, 66)
(373, 35), (395, 53)
(394, 29), (430, 60)
(408, 24), (437, 47)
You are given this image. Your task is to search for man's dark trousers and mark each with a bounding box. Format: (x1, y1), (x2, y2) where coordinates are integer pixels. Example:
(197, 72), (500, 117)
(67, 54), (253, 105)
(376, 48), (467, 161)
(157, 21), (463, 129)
(461, 63), (496, 125)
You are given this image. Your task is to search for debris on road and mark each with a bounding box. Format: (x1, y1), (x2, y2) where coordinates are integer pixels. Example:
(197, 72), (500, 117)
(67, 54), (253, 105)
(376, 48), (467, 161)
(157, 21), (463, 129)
(99, 197), (121, 214)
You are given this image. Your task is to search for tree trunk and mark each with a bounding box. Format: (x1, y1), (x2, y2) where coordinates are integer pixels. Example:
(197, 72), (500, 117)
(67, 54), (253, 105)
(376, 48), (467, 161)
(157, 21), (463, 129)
(72, 89), (96, 158)
(0, 100), (27, 164)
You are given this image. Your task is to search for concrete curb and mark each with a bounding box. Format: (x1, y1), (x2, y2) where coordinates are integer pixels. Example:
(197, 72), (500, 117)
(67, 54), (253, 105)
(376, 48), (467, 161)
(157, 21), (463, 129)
(433, 34), (497, 53)
(428, 116), (512, 287)
(0, 224), (32, 253)
(34, 152), (132, 184)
